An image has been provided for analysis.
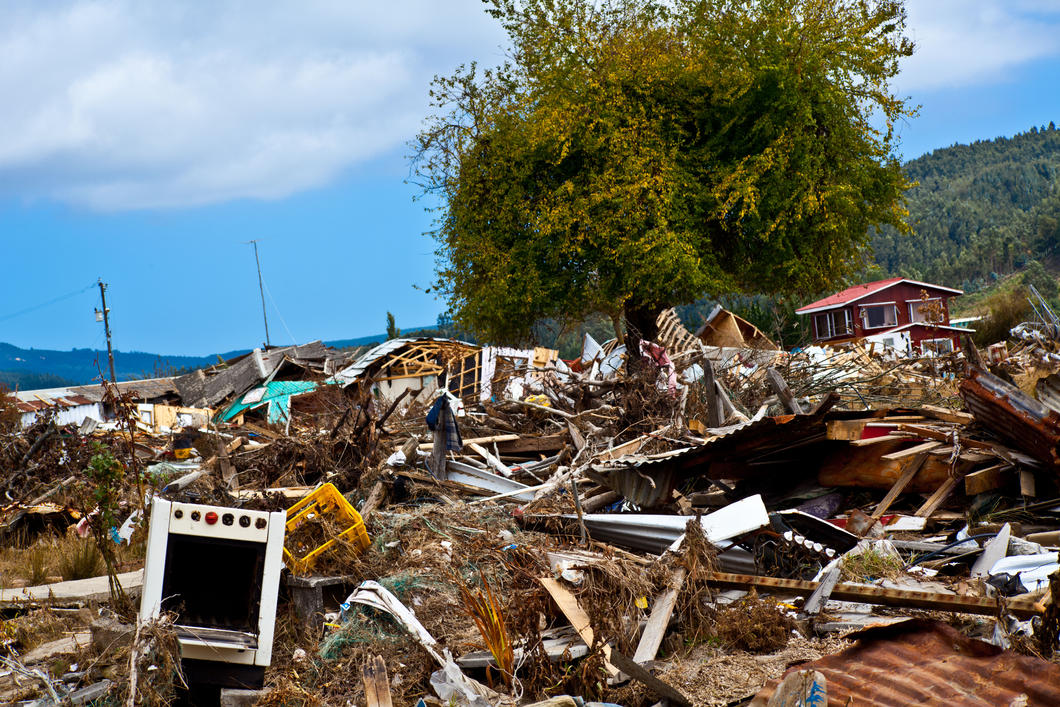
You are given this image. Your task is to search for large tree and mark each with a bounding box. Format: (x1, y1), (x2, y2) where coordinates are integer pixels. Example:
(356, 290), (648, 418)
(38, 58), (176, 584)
(413, 0), (915, 346)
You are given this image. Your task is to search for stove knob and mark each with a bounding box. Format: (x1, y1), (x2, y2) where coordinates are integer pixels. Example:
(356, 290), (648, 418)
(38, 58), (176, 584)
(239, 515), (251, 528)
(191, 511), (201, 522)
(222, 513), (234, 526)
(255, 518), (267, 529)
(173, 509), (183, 519)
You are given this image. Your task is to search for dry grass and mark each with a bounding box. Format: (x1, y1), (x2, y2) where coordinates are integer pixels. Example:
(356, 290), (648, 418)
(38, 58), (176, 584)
(714, 590), (796, 653)
(840, 547), (903, 583)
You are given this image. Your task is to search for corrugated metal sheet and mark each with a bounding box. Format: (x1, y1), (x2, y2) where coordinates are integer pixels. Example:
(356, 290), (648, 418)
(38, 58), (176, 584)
(590, 412), (865, 505)
(960, 366), (1060, 467)
(752, 618), (1060, 706)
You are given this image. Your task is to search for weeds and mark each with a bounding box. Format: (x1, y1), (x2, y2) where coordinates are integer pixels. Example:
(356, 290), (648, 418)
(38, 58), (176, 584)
(840, 547), (903, 583)
(57, 536), (103, 581)
(456, 574), (514, 689)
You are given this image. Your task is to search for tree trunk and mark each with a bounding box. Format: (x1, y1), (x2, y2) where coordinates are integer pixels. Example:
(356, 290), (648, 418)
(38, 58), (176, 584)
(623, 302), (663, 366)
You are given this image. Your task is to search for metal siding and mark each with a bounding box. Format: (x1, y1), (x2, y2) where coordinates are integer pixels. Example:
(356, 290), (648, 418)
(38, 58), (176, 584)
(753, 619), (1060, 706)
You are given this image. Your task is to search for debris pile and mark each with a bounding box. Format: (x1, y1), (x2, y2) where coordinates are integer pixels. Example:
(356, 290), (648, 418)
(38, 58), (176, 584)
(3, 310), (1060, 705)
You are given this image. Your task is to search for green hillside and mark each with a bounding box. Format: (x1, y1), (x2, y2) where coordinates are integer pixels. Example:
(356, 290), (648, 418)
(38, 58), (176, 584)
(871, 123), (1060, 292)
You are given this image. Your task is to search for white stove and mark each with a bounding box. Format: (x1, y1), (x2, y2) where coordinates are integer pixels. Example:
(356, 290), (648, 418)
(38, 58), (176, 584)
(140, 497), (286, 689)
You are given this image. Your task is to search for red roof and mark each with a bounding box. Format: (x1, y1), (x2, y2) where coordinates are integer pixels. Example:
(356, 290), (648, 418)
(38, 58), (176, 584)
(796, 278), (961, 315)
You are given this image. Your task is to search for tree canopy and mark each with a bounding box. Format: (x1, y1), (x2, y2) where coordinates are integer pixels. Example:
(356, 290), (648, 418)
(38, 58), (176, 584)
(413, 0), (915, 345)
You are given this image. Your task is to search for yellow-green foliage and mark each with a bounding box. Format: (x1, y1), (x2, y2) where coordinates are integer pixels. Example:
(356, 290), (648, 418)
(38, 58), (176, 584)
(413, 0), (915, 343)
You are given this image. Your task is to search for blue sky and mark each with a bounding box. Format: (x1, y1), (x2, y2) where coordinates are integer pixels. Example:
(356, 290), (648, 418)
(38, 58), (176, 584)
(1, 1), (1059, 356)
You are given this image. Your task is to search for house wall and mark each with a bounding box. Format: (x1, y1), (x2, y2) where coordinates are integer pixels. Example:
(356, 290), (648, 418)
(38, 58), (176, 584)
(811, 282), (955, 344)
(20, 402), (103, 428)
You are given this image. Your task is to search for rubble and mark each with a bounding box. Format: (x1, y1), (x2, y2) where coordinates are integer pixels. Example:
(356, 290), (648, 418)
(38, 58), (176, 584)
(3, 308), (1060, 704)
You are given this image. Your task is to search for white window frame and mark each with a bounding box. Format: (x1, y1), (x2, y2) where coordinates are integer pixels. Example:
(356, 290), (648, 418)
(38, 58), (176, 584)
(860, 303), (898, 330)
(921, 337), (955, 356)
(907, 298), (943, 324)
(814, 309), (852, 339)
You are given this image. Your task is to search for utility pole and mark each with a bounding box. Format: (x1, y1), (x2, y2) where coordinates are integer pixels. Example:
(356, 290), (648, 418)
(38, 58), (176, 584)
(96, 279), (116, 383)
(246, 240), (271, 347)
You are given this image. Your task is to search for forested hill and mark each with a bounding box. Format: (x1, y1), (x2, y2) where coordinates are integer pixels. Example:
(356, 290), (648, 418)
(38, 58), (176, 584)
(871, 124), (1060, 291)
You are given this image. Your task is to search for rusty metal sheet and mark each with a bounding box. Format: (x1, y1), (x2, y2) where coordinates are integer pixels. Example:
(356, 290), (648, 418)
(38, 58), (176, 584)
(752, 618), (1060, 706)
(960, 366), (1060, 467)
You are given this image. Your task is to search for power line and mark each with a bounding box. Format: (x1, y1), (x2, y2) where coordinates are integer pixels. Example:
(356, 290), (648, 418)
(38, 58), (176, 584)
(0, 282), (97, 324)
(260, 276), (298, 345)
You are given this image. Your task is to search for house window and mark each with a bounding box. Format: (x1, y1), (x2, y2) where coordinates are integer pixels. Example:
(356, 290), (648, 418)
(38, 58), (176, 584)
(814, 310), (852, 339)
(921, 338), (955, 356)
(908, 299), (943, 324)
(861, 303), (897, 329)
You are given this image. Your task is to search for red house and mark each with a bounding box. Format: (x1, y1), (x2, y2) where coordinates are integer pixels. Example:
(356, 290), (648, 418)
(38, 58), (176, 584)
(796, 277), (971, 355)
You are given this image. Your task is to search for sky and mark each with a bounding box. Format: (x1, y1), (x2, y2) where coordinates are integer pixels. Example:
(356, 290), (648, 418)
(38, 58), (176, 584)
(1, 1), (1059, 357)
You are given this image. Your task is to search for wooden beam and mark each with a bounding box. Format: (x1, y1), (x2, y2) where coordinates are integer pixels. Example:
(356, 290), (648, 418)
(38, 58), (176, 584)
(702, 357), (723, 427)
(362, 655), (394, 707)
(803, 566), (840, 616)
(608, 650), (691, 706)
(540, 577), (617, 676)
(766, 367), (804, 414)
(632, 568), (686, 665)
(826, 419), (866, 441)
(872, 452), (928, 519)
(918, 404), (975, 425)
(881, 441), (942, 460)
(417, 434), (520, 451)
(915, 476), (961, 517)
(1021, 469), (1037, 497)
(469, 442), (512, 477)
(704, 571), (1041, 618)
(964, 464), (1011, 495)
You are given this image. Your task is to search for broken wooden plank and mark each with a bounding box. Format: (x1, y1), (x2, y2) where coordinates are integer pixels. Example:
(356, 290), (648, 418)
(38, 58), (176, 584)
(360, 481), (386, 519)
(915, 476), (961, 517)
(362, 654), (394, 707)
(849, 433), (914, 447)
(704, 571), (1041, 618)
(964, 464), (1011, 495)
(826, 419), (867, 441)
(880, 441), (942, 461)
(469, 442), (513, 477)
(803, 566), (840, 616)
(609, 649), (691, 706)
(1021, 469), (1037, 497)
(540, 577), (617, 676)
(871, 453), (929, 520)
(632, 568), (686, 665)
(766, 367), (804, 414)
(919, 404), (975, 425)
(417, 434), (520, 450)
(702, 357), (723, 427)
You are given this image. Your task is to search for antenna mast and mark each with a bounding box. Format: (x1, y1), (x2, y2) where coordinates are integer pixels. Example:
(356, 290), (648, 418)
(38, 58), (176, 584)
(246, 240), (271, 347)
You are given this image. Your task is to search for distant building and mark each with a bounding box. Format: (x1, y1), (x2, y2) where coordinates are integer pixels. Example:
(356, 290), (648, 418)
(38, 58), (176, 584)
(795, 277), (971, 355)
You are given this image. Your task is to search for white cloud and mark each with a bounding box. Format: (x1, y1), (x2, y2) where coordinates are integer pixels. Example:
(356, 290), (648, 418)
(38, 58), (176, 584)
(898, 0), (1060, 93)
(0, 1), (507, 210)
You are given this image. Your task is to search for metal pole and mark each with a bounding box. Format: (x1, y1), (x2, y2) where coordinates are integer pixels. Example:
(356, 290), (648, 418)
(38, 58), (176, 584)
(248, 240), (270, 347)
(98, 279), (116, 383)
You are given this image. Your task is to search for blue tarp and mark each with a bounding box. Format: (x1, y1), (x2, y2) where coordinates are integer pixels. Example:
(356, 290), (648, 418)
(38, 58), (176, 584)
(219, 380), (319, 424)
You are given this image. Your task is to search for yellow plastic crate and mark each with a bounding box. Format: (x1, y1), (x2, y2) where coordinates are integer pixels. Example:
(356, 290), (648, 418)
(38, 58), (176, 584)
(283, 483), (370, 574)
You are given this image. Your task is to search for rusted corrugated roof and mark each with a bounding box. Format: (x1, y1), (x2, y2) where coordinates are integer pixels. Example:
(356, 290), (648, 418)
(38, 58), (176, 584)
(960, 366), (1060, 467)
(13, 393), (96, 413)
(752, 618), (1060, 706)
